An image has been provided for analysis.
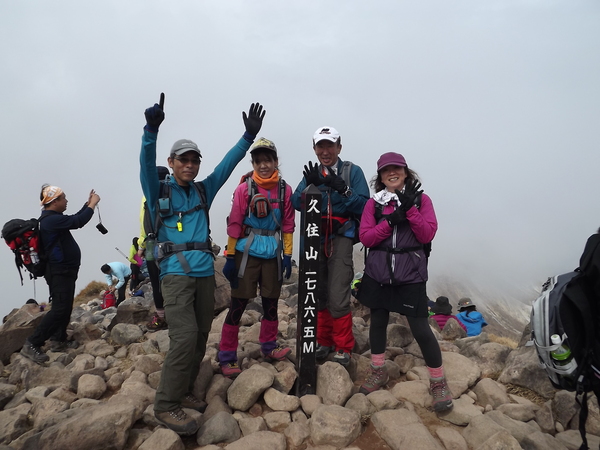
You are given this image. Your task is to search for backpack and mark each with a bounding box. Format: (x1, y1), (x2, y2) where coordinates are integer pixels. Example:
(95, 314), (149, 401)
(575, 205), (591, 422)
(2, 217), (49, 285)
(529, 272), (579, 391)
(101, 290), (116, 309)
(558, 231), (600, 450)
(236, 175), (287, 279)
(142, 179), (213, 273)
(529, 230), (600, 450)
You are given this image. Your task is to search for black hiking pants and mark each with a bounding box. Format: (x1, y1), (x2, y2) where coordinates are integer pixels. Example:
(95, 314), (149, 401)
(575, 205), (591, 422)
(29, 264), (79, 346)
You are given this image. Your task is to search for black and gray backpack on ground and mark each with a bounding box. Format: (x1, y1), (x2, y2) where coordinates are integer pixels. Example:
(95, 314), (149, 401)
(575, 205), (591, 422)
(530, 229), (600, 450)
(529, 272), (579, 390)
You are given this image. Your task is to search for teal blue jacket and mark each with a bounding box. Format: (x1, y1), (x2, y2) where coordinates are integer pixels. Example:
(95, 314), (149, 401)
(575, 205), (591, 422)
(140, 129), (252, 278)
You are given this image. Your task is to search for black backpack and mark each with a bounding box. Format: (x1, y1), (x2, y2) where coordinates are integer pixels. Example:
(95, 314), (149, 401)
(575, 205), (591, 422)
(559, 230), (600, 450)
(1, 217), (49, 284)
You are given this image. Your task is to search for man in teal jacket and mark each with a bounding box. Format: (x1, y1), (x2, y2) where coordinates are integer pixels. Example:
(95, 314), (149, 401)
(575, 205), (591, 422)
(140, 93), (265, 435)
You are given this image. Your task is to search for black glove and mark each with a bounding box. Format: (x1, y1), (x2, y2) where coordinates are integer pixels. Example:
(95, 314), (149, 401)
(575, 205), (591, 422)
(323, 167), (348, 194)
(144, 93), (165, 132)
(383, 208), (407, 227)
(302, 161), (324, 186)
(395, 180), (423, 212)
(242, 103), (266, 138)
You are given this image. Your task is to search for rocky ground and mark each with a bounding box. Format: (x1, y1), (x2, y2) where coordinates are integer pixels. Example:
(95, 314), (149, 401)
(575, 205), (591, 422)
(0, 260), (598, 450)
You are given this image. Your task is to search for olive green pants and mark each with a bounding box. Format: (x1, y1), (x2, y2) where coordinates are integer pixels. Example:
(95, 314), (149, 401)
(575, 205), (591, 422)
(154, 274), (214, 413)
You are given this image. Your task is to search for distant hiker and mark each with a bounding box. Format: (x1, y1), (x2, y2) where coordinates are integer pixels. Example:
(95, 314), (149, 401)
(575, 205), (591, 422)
(140, 93), (265, 436)
(138, 165), (170, 331)
(456, 297), (488, 336)
(357, 152), (453, 412)
(291, 126), (369, 367)
(128, 236), (145, 292)
(20, 185), (100, 363)
(218, 138), (295, 378)
(100, 261), (131, 306)
(430, 296), (467, 333)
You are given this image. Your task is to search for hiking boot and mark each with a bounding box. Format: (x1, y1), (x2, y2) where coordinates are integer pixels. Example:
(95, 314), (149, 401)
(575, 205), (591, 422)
(359, 364), (389, 394)
(154, 407), (199, 436)
(20, 341), (49, 364)
(430, 377), (453, 412)
(147, 313), (168, 331)
(221, 362), (242, 379)
(316, 344), (334, 360)
(49, 340), (79, 352)
(181, 393), (207, 413)
(333, 350), (351, 367)
(263, 345), (291, 362)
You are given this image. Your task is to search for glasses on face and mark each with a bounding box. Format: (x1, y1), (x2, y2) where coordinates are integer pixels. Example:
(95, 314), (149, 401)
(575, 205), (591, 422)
(174, 156), (201, 166)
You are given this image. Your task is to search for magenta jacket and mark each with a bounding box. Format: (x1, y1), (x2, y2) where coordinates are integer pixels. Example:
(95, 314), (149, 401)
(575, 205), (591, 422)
(359, 193), (437, 285)
(432, 314), (468, 332)
(227, 177), (295, 237)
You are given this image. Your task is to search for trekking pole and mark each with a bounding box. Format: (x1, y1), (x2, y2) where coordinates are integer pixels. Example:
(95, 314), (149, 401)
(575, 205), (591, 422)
(115, 247), (128, 261)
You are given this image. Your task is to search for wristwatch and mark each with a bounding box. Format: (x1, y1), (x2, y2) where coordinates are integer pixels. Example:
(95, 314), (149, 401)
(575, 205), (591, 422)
(341, 187), (352, 198)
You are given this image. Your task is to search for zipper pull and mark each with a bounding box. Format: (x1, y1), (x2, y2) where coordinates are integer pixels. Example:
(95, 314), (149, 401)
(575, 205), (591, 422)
(177, 213), (183, 232)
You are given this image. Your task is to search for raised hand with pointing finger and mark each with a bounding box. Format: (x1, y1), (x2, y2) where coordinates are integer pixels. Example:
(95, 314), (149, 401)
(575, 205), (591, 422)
(144, 93), (165, 132)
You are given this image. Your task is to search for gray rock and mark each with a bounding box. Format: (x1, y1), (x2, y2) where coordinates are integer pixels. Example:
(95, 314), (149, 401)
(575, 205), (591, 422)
(0, 384), (17, 409)
(309, 404), (361, 448)
(0, 403), (31, 445)
(371, 408), (444, 450)
(227, 365), (273, 411)
(498, 346), (557, 399)
(472, 378), (511, 409)
(110, 323), (144, 346)
(345, 393), (376, 418)
(316, 362), (354, 406)
(237, 416), (267, 436)
(137, 427), (184, 450)
(196, 411), (241, 447)
(223, 430), (286, 450)
(283, 421), (310, 447)
(263, 387), (300, 412)
(77, 374), (106, 399)
(263, 411), (291, 431)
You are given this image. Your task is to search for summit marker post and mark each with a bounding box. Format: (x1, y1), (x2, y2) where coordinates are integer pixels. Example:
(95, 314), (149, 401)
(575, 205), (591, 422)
(295, 184), (322, 396)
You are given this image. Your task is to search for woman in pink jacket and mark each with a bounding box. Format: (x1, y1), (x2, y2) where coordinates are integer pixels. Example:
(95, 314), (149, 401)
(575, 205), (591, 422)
(358, 152), (453, 412)
(219, 138), (295, 378)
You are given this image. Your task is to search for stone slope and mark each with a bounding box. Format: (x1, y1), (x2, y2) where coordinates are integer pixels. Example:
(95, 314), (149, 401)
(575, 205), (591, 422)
(0, 266), (598, 450)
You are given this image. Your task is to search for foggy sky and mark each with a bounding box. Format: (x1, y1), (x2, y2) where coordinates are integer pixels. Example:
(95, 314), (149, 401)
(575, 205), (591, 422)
(1, 1), (599, 319)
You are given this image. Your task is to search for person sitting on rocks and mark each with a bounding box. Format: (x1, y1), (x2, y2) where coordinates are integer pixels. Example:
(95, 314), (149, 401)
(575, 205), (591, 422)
(219, 138), (295, 378)
(456, 297), (488, 336)
(430, 296), (467, 333)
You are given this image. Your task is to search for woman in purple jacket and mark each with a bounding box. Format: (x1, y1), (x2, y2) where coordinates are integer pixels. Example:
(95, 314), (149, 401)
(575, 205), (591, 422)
(358, 152), (452, 412)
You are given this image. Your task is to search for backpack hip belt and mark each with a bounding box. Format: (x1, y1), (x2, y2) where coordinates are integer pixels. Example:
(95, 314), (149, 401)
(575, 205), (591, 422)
(370, 244), (424, 285)
(156, 241), (213, 274)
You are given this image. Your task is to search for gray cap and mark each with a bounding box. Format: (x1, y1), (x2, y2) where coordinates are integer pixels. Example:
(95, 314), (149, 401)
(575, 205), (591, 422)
(170, 139), (202, 158)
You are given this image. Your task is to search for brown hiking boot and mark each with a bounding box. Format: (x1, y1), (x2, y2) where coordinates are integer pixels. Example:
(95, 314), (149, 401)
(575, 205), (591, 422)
(181, 393), (207, 413)
(154, 407), (199, 436)
(359, 364), (389, 394)
(430, 377), (453, 412)
(20, 341), (49, 364)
